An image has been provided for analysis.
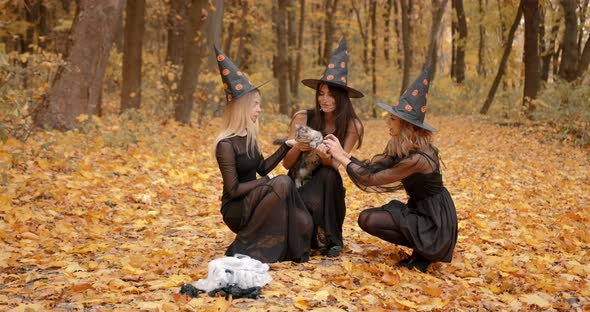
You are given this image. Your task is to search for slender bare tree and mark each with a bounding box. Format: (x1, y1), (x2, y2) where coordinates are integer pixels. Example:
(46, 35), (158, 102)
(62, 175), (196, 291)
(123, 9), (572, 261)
(370, 0), (377, 117)
(400, 0), (412, 93)
(522, 0), (541, 115)
(121, 0), (146, 112)
(480, 3), (523, 114)
(451, 0), (467, 83)
(276, 0), (290, 114)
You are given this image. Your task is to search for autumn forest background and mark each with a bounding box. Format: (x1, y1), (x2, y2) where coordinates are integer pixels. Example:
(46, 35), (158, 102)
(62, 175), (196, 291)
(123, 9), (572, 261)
(1, 0), (589, 311)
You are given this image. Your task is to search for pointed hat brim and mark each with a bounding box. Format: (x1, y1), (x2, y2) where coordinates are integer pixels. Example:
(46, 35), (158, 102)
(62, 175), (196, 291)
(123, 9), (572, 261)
(301, 79), (364, 98)
(376, 102), (437, 132)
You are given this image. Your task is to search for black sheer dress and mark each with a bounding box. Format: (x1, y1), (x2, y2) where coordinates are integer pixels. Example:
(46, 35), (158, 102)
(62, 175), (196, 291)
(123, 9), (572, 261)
(347, 146), (458, 262)
(216, 136), (313, 263)
(290, 110), (347, 250)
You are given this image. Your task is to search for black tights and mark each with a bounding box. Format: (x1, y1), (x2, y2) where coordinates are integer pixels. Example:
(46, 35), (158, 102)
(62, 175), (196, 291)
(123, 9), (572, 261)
(357, 208), (411, 248)
(358, 207), (432, 272)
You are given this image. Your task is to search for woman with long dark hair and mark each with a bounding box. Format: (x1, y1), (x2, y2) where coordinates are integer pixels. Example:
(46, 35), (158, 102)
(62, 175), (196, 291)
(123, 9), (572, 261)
(283, 37), (364, 257)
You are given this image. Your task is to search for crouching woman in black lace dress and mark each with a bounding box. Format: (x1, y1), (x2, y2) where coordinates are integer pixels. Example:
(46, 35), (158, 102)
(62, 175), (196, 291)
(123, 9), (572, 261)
(323, 65), (458, 272)
(213, 46), (313, 263)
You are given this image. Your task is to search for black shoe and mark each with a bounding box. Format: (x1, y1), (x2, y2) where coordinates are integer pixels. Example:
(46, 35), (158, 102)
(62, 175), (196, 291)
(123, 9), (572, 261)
(324, 245), (342, 258)
(399, 255), (431, 273)
(412, 257), (431, 273)
(399, 255), (414, 266)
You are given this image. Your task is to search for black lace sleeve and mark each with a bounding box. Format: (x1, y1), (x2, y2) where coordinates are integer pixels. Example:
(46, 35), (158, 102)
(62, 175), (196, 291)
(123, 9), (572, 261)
(216, 140), (270, 199)
(346, 153), (429, 193)
(257, 143), (291, 176)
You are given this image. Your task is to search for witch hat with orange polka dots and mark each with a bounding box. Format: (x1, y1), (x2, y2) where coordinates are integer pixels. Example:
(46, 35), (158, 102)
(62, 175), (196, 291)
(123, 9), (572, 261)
(301, 37), (364, 98)
(376, 64), (437, 132)
(214, 45), (262, 103)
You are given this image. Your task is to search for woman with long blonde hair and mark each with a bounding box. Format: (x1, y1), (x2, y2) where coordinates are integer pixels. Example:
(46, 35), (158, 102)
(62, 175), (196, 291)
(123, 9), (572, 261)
(213, 90), (261, 156)
(213, 46), (313, 263)
(324, 65), (458, 273)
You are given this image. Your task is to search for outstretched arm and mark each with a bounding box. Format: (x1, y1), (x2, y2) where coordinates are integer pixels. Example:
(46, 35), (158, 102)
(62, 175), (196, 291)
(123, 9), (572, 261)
(324, 134), (352, 167)
(257, 139), (296, 176)
(324, 134), (423, 187)
(330, 118), (363, 168)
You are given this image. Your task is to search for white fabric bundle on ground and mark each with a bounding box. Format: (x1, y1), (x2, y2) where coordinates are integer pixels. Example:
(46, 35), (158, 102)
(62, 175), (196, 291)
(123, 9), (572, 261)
(194, 254), (272, 292)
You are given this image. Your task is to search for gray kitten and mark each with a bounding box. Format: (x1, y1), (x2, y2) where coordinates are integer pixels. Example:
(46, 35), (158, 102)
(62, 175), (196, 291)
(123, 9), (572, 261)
(289, 125), (324, 188)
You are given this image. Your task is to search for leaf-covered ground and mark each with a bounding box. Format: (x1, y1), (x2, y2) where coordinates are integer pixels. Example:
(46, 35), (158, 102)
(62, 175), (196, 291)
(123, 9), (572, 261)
(1, 113), (588, 311)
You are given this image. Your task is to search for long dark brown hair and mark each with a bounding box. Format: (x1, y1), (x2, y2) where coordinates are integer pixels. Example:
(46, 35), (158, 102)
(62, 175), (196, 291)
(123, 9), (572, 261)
(310, 83), (364, 149)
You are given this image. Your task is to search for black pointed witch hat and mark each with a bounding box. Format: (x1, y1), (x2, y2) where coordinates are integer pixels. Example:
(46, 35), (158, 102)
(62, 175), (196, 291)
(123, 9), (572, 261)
(301, 37), (364, 98)
(214, 45), (263, 103)
(376, 64), (437, 132)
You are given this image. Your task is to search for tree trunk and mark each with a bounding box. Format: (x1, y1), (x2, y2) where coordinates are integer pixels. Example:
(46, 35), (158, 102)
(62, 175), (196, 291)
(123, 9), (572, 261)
(313, 2), (323, 66)
(352, 0), (369, 74)
(578, 0), (589, 54)
(553, 46), (562, 77)
(322, 0), (339, 65)
(121, 0), (146, 112)
(33, 0), (124, 131)
(199, 0), (224, 125)
(166, 0), (189, 66)
(558, 0), (579, 81)
(426, 0), (448, 79)
(112, 7), (124, 53)
(452, 0), (467, 83)
(393, 0), (402, 68)
(451, 0), (456, 79)
(162, 0), (188, 108)
(288, 0), (297, 94)
(38, 2), (49, 49)
(236, 0), (249, 67)
(276, 0), (290, 115)
(223, 21), (235, 58)
(477, 0), (486, 76)
(400, 0), (412, 94)
(579, 37), (590, 77)
(24, 0), (41, 52)
(205, 0), (224, 71)
(522, 0), (541, 115)
(173, 0), (209, 124)
(496, 0), (508, 42)
(370, 0), (377, 118)
(541, 1), (560, 82)
(384, 0), (393, 62)
(480, 3), (523, 114)
(293, 0), (305, 110)
(272, 1), (278, 79)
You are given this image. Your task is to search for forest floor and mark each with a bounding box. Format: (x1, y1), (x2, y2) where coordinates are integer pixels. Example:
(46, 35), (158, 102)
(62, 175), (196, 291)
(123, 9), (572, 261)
(0, 113), (589, 311)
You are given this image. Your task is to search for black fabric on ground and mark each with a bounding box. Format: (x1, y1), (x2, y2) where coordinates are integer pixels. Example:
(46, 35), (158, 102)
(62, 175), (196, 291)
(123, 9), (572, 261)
(179, 283), (204, 298)
(208, 285), (262, 299)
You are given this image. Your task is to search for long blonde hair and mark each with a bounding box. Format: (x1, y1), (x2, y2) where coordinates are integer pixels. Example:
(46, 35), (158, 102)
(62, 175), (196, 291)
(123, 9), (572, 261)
(386, 119), (433, 158)
(213, 90), (260, 157)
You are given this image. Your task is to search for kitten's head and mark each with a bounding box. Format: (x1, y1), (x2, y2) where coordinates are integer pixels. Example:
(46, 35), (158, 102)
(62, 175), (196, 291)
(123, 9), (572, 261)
(295, 125), (323, 148)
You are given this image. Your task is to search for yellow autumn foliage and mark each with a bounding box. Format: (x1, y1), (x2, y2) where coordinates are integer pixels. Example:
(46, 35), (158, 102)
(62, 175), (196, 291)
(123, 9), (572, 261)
(0, 113), (588, 310)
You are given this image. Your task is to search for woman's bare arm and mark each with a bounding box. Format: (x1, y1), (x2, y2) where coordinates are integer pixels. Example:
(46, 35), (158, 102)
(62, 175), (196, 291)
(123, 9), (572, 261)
(282, 111), (310, 169)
